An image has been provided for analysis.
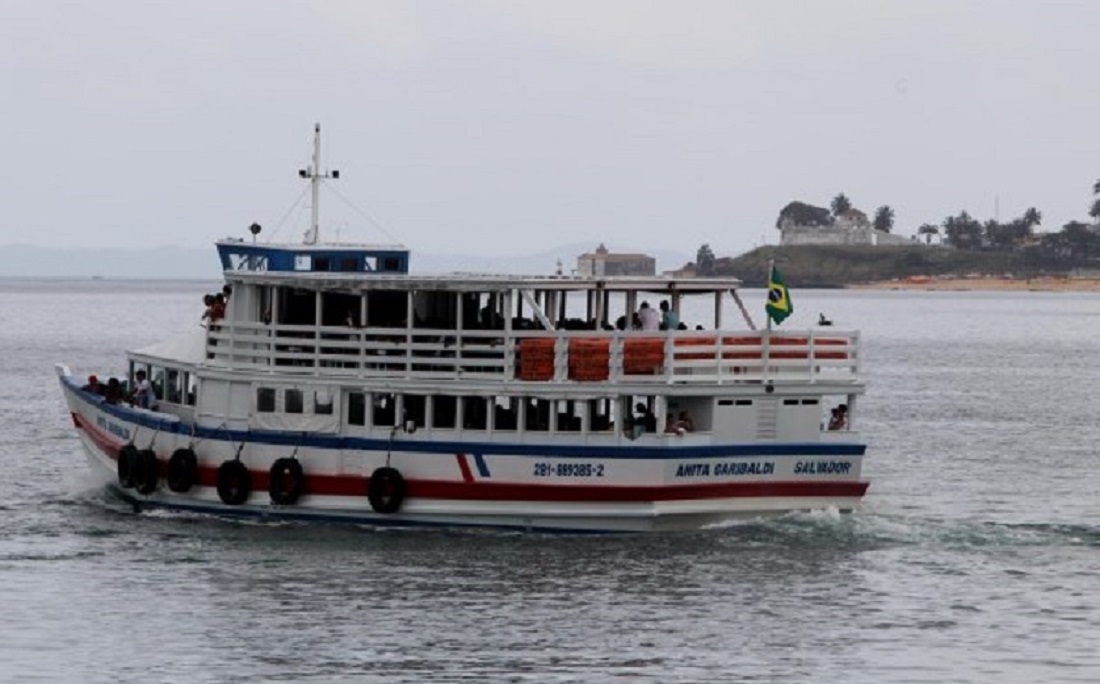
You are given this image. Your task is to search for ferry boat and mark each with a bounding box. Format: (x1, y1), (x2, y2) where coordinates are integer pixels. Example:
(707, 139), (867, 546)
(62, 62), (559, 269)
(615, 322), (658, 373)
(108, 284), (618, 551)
(56, 126), (869, 533)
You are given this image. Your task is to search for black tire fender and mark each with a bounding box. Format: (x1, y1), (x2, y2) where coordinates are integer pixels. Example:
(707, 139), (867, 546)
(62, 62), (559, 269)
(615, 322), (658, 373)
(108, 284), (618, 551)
(216, 460), (251, 506)
(133, 449), (159, 495)
(117, 444), (139, 489)
(367, 466), (406, 514)
(167, 448), (198, 493)
(268, 458), (305, 506)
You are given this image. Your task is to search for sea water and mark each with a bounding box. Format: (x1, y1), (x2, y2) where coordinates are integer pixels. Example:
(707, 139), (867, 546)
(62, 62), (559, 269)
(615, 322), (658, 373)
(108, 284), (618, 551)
(1, 278), (1098, 683)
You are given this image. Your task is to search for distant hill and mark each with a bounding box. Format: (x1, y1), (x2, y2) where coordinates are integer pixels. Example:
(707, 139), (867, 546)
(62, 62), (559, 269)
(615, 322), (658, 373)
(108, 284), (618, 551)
(0, 243), (691, 279)
(720, 244), (1029, 287)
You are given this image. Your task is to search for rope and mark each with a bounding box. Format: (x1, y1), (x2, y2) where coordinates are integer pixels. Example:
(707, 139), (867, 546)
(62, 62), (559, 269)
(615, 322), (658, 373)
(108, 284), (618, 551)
(322, 181), (403, 245)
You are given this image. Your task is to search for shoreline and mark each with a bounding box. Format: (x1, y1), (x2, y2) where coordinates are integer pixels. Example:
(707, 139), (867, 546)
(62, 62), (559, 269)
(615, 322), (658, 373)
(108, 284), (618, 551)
(848, 276), (1100, 292)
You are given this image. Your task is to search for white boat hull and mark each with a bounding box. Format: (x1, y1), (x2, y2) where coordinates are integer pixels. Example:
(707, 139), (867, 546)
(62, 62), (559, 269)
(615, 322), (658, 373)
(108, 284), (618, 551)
(62, 374), (868, 533)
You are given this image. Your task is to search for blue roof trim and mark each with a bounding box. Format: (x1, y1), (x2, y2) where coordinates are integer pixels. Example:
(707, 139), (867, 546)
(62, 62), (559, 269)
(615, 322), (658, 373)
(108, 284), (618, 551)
(64, 378), (867, 460)
(216, 242), (409, 274)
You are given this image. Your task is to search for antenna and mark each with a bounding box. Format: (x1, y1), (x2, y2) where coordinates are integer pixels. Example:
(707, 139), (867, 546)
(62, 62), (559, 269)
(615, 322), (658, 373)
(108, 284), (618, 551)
(298, 123), (340, 244)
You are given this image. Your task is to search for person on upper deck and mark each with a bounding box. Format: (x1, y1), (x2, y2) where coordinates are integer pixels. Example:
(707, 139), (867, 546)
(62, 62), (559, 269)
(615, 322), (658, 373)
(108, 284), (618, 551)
(638, 301), (660, 331)
(660, 300), (679, 330)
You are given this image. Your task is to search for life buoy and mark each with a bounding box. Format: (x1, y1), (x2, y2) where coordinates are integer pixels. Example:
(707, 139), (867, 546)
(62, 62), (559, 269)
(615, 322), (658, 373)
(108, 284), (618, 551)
(133, 449), (159, 495)
(167, 448), (198, 493)
(117, 444), (138, 488)
(367, 466), (406, 514)
(268, 458), (305, 506)
(216, 460), (251, 506)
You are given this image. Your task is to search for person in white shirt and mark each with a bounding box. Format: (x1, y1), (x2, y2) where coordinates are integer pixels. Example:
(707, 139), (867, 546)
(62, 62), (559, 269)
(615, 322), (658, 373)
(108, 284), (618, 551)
(638, 301), (660, 331)
(131, 370), (153, 409)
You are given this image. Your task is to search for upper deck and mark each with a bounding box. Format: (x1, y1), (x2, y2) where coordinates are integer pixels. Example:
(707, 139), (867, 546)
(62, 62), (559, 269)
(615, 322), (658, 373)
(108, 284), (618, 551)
(185, 269), (861, 393)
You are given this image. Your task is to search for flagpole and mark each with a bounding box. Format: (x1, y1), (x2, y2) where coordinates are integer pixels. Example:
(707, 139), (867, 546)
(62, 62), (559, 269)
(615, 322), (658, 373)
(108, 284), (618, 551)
(765, 259), (774, 332)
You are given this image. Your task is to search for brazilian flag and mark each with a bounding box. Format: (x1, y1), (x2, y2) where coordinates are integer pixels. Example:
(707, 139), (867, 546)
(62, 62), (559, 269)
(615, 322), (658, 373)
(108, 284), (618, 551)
(766, 267), (793, 325)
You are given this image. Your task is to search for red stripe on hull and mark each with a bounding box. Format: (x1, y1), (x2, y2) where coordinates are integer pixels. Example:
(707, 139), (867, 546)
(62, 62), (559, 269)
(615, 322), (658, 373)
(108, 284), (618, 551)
(73, 413), (868, 503)
(455, 453), (475, 484)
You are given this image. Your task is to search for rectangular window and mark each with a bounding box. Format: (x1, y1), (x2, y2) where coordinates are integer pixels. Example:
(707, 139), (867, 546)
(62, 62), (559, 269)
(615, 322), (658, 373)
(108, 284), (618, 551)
(373, 393), (396, 427)
(735, 399), (753, 406)
(404, 395), (426, 428)
(801, 399), (819, 405)
(347, 391), (366, 426)
(588, 398), (613, 431)
(340, 257), (358, 272)
(185, 373), (197, 406)
(315, 390), (333, 415)
(463, 397), (488, 431)
(383, 257), (401, 272)
(492, 397), (517, 432)
(314, 257), (330, 272)
(294, 255), (312, 271)
(166, 369), (182, 404)
(783, 399), (800, 406)
(257, 387), (276, 413)
(525, 398), (551, 432)
(556, 400), (581, 432)
(432, 395), (457, 429)
(285, 389), (304, 414)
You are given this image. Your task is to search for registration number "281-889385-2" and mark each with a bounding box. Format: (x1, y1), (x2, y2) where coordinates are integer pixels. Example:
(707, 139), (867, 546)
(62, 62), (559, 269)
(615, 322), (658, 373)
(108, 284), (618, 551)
(532, 463), (606, 478)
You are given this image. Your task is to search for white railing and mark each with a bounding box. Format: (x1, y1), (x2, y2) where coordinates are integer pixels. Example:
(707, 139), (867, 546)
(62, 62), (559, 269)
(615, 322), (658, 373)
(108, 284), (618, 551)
(206, 323), (861, 385)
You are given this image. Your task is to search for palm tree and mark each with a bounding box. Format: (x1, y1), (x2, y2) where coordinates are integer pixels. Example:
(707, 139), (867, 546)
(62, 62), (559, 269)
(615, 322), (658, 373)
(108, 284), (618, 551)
(831, 194), (852, 217)
(1093, 178), (1100, 196)
(1091, 199), (1100, 223)
(1022, 207), (1041, 228)
(873, 205), (895, 233)
(918, 224), (939, 245)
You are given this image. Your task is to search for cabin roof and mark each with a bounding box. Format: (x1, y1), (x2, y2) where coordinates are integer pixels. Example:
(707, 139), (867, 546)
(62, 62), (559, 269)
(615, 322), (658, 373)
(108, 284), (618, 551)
(223, 270), (743, 293)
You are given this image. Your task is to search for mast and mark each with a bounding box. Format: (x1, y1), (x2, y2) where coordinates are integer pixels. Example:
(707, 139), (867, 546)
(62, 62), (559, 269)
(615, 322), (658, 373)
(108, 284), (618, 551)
(300, 123), (339, 245)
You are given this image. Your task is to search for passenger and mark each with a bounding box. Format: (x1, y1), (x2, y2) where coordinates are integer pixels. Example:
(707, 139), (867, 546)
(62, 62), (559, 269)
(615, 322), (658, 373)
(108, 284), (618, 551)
(200, 294), (215, 326)
(828, 404), (848, 431)
(677, 322), (688, 331)
(638, 301), (660, 331)
(659, 300), (679, 330)
(130, 370), (152, 409)
(677, 410), (695, 432)
(664, 414), (684, 435)
(81, 374), (101, 394)
(104, 377), (122, 404)
(634, 402), (657, 433)
(211, 293), (226, 321)
(222, 284), (232, 302)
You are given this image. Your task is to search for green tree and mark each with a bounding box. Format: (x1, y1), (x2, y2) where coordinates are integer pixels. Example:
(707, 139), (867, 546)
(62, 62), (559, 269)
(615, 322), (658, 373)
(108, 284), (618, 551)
(943, 211), (983, 250)
(1091, 180), (1100, 222)
(1022, 207), (1041, 229)
(917, 223), (939, 245)
(831, 193), (852, 217)
(775, 201), (833, 229)
(696, 244), (716, 275)
(872, 205), (895, 233)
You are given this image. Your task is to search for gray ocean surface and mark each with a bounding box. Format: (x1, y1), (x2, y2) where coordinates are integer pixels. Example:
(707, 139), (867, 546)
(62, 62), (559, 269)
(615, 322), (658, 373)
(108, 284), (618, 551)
(2, 278), (1099, 683)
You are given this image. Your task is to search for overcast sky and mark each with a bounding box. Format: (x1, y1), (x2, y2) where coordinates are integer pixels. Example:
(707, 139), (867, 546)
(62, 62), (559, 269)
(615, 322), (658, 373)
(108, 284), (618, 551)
(3, 1), (1099, 259)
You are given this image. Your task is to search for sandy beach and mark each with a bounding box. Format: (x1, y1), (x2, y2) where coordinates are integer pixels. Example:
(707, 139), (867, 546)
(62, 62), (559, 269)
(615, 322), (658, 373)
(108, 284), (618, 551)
(850, 276), (1100, 292)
